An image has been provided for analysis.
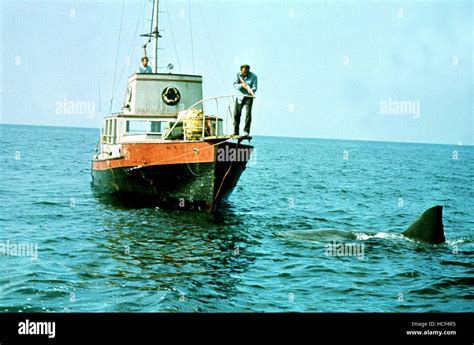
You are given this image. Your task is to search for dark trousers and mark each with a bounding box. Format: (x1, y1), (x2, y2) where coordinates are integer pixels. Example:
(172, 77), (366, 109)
(233, 97), (253, 135)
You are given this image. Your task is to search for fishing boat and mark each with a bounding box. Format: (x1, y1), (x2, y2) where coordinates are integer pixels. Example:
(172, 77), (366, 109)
(91, 0), (254, 212)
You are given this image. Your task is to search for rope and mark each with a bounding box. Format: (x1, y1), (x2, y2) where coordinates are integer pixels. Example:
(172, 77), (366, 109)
(114, 1), (147, 107)
(183, 137), (205, 177)
(140, 0), (155, 62)
(197, 2), (226, 89)
(98, 81), (102, 152)
(138, 137), (232, 167)
(213, 140), (239, 202)
(149, 0), (155, 37)
(187, 0), (195, 72)
(121, 0), (148, 81)
(165, 0), (181, 72)
(109, 0), (126, 115)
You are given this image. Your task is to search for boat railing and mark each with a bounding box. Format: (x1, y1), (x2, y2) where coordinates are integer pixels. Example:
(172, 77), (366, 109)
(161, 94), (254, 142)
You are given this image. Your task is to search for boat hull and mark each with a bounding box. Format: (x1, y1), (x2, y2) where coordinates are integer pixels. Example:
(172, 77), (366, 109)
(91, 140), (252, 211)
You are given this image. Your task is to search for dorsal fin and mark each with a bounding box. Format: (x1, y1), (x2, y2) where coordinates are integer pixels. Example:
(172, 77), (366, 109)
(402, 205), (446, 244)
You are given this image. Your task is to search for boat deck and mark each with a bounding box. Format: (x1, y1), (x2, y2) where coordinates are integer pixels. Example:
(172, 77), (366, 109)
(204, 135), (252, 142)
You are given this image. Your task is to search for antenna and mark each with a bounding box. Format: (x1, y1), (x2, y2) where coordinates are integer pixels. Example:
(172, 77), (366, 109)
(153, 0), (159, 73)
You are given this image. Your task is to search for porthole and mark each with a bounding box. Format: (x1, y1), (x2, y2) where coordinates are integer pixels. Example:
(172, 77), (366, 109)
(161, 86), (181, 106)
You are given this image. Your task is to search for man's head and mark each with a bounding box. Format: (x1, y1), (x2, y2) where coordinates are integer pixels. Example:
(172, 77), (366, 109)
(142, 57), (149, 66)
(240, 64), (250, 77)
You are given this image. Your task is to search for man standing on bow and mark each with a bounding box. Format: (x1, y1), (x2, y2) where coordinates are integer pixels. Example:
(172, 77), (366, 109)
(233, 64), (257, 136)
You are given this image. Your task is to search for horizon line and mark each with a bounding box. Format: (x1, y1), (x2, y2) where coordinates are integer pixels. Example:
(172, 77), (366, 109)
(0, 122), (472, 147)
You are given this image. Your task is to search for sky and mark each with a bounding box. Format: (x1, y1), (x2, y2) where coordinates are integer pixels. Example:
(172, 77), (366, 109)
(1, 0), (473, 145)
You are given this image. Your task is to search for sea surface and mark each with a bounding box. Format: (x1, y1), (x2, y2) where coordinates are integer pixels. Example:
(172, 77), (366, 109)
(0, 124), (473, 312)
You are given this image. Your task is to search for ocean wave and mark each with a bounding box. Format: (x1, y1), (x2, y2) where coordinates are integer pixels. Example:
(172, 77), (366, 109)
(354, 232), (401, 241)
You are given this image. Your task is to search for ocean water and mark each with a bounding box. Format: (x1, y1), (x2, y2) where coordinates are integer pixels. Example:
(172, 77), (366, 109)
(0, 124), (473, 312)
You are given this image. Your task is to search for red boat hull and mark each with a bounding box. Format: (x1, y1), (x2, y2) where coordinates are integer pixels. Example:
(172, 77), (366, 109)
(91, 140), (253, 211)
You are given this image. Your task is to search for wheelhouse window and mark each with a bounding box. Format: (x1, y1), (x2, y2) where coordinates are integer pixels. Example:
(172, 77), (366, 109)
(126, 120), (150, 133)
(126, 120), (171, 134)
(103, 118), (118, 144)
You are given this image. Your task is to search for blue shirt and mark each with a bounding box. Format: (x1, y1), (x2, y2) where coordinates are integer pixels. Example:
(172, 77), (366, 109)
(137, 65), (152, 74)
(233, 71), (257, 101)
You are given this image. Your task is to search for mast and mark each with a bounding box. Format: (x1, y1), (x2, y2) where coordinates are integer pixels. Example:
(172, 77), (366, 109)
(153, 0), (159, 73)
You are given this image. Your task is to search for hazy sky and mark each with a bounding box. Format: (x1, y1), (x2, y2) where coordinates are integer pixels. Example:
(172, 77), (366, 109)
(1, 0), (472, 145)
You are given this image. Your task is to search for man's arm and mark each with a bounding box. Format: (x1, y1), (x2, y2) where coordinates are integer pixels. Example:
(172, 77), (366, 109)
(239, 77), (255, 97)
(233, 73), (243, 90)
(251, 74), (257, 93)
